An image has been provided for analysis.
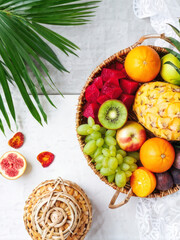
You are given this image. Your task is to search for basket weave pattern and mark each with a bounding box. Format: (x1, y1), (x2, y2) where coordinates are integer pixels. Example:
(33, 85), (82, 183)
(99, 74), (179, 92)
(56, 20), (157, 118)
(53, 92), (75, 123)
(24, 178), (92, 240)
(76, 44), (180, 198)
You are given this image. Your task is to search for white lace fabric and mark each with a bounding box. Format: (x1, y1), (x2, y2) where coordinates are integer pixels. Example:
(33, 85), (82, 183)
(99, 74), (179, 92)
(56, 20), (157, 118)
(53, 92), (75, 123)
(133, 0), (180, 47)
(136, 191), (180, 240)
(133, 1), (180, 239)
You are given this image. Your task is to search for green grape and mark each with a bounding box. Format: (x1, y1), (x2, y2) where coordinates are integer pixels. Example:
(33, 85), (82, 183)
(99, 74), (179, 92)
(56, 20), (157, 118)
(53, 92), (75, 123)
(127, 152), (140, 161)
(88, 117), (95, 127)
(95, 154), (104, 163)
(100, 167), (115, 176)
(96, 138), (104, 147)
(110, 150), (116, 157)
(116, 166), (121, 173)
(109, 145), (116, 152)
(99, 127), (106, 134)
(108, 157), (118, 170)
(87, 128), (94, 134)
(108, 174), (115, 183)
(115, 171), (127, 188)
(117, 149), (127, 157)
(124, 156), (136, 165)
(120, 163), (130, 171)
(96, 163), (102, 170)
(102, 148), (110, 157)
(83, 140), (97, 155)
(105, 136), (116, 146)
(90, 131), (101, 140)
(116, 153), (123, 165)
(105, 130), (116, 137)
(102, 143), (109, 148)
(92, 124), (101, 131)
(102, 157), (109, 168)
(77, 124), (91, 135)
(129, 163), (138, 172)
(125, 171), (132, 178)
(94, 148), (102, 159)
(85, 135), (92, 143)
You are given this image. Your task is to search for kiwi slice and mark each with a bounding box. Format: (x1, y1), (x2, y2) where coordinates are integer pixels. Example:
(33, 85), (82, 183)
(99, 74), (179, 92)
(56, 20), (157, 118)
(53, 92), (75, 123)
(98, 100), (128, 129)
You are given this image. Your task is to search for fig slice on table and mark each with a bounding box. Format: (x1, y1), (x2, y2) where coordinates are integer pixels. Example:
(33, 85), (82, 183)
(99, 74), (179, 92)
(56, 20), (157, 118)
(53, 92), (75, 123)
(37, 151), (55, 167)
(8, 132), (24, 149)
(0, 151), (27, 180)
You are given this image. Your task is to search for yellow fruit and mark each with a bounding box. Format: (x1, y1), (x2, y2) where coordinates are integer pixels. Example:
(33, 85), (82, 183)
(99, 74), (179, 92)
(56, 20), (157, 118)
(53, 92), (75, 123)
(133, 82), (180, 141)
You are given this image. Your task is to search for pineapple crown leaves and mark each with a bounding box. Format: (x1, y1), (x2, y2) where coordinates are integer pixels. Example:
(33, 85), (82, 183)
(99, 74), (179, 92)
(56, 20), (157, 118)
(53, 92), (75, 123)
(164, 19), (180, 75)
(0, 0), (100, 134)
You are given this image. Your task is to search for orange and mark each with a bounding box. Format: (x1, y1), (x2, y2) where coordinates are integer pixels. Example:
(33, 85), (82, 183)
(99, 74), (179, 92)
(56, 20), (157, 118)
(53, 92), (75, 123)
(140, 138), (175, 173)
(130, 167), (156, 197)
(124, 45), (161, 82)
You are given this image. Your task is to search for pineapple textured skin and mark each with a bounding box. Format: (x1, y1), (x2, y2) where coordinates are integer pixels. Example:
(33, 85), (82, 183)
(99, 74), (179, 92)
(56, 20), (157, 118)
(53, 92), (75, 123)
(133, 82), (180, 141)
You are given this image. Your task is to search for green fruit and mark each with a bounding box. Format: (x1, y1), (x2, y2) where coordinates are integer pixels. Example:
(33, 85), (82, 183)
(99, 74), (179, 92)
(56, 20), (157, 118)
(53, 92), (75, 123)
(127, 152), (140, 161)
(120, 163), (130, 171)
(83, 140), (97, 155)
(92, 124), (101, 131)
(90, 131), (101, 140)
(95, 154), (104, 163)
(108, 174), (115, 183)
(85, 135), (92, 143)
(100, 167), (115, 176)
(123, 156), (135, 165)
(98, 100), (128, 129)
(116, 153), (123, 164)
(105, 136), (116, 146)
(102, 148), (110, 157)
(96, 163), (102, 170)
(115, 171), (126, 187)
(108, 157), (118, 170)
(105, 129), (116, 137)
(117, 149), (127, 157)
(94, 148), (102, 158)
(77, 124), (91, 135)
(160, 53), (180, 85)
(96, 138), (104, 147)
(88, 117), (95, 127)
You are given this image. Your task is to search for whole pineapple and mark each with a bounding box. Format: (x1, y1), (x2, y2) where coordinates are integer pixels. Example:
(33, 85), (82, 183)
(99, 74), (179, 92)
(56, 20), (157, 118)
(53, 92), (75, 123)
(133, 82), (180, 141)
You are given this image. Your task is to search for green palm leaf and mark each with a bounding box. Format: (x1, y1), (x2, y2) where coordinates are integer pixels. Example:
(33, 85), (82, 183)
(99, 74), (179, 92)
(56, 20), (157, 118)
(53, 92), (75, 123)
(0, 0), (100, 132)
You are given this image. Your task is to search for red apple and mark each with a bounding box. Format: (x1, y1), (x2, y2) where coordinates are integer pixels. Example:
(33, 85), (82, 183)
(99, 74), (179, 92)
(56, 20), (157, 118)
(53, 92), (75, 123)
(116, 121), (146, 152)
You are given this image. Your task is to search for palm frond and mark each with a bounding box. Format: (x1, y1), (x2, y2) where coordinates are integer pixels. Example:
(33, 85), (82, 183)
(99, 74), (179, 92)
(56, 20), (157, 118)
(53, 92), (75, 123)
(0, 0), (100, 132)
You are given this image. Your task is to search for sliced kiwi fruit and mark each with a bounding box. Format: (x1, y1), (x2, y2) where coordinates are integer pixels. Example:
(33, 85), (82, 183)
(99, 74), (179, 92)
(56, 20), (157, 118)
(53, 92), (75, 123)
(98, 100), (128, 129)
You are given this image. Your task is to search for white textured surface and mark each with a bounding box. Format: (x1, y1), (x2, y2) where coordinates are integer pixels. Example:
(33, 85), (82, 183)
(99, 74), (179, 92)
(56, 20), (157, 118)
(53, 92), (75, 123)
(0, 95), (139, 240)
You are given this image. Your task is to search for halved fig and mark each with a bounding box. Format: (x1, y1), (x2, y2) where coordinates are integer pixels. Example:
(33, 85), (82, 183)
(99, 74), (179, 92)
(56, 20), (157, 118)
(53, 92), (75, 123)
(0, 151), (27, 180)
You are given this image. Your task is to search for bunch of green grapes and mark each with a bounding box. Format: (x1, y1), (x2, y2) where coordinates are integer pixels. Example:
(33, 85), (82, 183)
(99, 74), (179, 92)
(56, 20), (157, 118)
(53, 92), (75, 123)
(77, 117), (139, 188)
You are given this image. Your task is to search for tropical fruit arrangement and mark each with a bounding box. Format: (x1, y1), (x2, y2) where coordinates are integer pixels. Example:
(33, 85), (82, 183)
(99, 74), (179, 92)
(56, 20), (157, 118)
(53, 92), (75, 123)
(77, 32), (180, 198)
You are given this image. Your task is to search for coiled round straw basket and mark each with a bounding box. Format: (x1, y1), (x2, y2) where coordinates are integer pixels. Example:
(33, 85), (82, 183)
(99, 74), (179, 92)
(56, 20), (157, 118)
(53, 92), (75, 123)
(24, 178), (92, 239)
(76, 34), (180, 209)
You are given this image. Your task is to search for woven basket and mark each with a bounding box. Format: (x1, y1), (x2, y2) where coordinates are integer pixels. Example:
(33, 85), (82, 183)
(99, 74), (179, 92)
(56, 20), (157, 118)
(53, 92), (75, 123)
(76, 34), (180, 208)
(24, 178), (92, 239)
